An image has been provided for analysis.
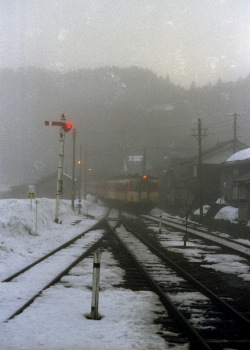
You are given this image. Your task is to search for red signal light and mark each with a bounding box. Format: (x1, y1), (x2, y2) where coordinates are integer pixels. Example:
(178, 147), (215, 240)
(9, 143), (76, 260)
(142, 175), (147, 179)
(63, 122), (72, 132)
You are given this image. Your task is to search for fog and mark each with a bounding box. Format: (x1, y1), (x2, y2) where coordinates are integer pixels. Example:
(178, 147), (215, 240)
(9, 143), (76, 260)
(1, 1), (249, 87)
(0, 1), (249, 186)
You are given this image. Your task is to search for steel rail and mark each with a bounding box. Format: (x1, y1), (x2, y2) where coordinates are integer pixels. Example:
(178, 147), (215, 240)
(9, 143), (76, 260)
(142, 214), (250, 259)
(2, 217), (107, 283)
(110, 224), (211, 350)
(5, 232), (109, 322)
(122, 218), (250, 330)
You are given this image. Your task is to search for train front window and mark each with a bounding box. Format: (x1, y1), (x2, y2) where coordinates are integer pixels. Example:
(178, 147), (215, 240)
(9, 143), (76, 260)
(149, 182), (158, 191)
(131, 181), (139, 191)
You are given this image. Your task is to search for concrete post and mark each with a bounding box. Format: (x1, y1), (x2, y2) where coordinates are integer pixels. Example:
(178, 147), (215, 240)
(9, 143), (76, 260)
(90, 249), (102, 320)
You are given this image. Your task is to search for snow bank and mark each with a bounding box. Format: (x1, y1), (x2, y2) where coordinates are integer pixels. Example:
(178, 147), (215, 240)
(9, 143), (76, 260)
(0, 198), (85, 236)
(214, 206), (238, 222)
(193, 205), (210, 216)
(215, 198), (228, 205)
(0, 198), (174, 350)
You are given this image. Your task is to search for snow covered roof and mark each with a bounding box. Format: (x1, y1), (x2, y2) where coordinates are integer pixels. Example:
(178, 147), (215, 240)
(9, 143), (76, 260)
(128, 155), (143, 162)
(226, 148), (250, 163)
(182, 139), (248, 165)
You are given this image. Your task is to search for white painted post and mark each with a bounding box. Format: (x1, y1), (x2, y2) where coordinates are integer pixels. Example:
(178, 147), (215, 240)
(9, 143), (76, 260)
(90, 249), (102, 320)
(35, 200), (38, 235)
(55, 114), (66, 223)
(159, 212), (162, 233)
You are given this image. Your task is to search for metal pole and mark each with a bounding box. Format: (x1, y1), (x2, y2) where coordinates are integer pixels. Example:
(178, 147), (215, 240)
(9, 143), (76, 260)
(198, 118), (203, 222)
(72, 129), (76, 210)
(35, 200), (38, 235)
(84, 149), (88, 200)
(78, 146), (82, 201)
(55, 114), (66, 223)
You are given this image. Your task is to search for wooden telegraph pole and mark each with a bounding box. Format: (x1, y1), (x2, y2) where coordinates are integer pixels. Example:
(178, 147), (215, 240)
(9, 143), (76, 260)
(192, 118), (207, 223)
(233, 112), (239, 154)
(78, 146), (82, 200)
(84, 149), (88, 200)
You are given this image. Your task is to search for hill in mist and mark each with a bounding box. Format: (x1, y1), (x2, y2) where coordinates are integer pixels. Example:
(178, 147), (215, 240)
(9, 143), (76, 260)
(0, 66), (249, 185)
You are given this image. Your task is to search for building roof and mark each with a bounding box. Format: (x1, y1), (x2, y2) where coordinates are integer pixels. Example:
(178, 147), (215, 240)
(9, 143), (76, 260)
(36, 172), (76, 185)
(233, 172), (250, 184)
(226, 148), (250, 163)
(182, 139), (248, 165)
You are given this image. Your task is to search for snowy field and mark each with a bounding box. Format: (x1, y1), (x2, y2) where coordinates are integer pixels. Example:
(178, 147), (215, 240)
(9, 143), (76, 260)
(0, 197), (184, 350)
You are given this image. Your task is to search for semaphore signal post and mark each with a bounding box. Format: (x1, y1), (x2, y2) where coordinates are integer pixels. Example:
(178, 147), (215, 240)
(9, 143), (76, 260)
(45, 114), (72, 223)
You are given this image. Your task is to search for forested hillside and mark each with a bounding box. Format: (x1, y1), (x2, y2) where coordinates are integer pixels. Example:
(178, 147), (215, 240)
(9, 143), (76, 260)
(1, 66), (249, 185)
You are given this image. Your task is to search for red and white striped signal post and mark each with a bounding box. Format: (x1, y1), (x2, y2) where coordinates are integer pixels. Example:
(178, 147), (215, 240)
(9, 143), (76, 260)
(45, 114), (72, 223)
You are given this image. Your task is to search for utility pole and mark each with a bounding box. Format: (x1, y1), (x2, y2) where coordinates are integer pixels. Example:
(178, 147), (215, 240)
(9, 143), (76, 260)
(78, 146), (82, 201)
(233, 112), (239, 154)
(192, 118), (207, 223)
(71, 129), (76, 210)
(142, 149), (146, 175)
(84, 149), (88, 200)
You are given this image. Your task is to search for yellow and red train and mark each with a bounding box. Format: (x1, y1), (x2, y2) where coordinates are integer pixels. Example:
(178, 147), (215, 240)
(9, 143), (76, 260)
(89, 175), (159, 210)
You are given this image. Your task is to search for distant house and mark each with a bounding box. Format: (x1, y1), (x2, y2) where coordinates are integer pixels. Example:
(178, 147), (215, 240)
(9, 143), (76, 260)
(35, 173), (77, 199)
(3, 183), (34, 199)
(180, 139), (248, 207)
(122, 155), (145, 175)
(4, 173), (77, 200)
(220, 148), (250, 222)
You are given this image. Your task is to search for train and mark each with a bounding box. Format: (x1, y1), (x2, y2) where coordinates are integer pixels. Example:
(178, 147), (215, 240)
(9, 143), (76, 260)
(88, 175), (159, 211)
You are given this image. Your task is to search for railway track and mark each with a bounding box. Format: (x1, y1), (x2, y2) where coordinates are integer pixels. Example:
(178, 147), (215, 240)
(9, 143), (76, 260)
(2, 208), (250, 349)
(142, 214), (250, 259)
(115, 216), (250, 349)
(1, 210), (150, 324)
(136, 213), (250, 316)
(1, 217), (110, 322)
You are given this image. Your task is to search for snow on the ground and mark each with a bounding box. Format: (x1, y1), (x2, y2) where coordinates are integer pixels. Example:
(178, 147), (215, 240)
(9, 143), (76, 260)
(0, 197), (182, 350)
(0, 197), (106, 278)
(149, 224), (250, 282)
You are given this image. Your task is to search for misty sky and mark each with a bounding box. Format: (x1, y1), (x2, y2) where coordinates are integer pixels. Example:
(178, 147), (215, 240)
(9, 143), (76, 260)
(1, 0), (249, 87)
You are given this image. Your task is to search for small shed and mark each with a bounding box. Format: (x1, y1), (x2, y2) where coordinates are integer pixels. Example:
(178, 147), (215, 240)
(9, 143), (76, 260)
(220, 148), (250, 203)
(232, 173), (250, 223)
(183, 139), (248, 205)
